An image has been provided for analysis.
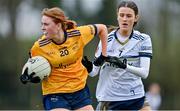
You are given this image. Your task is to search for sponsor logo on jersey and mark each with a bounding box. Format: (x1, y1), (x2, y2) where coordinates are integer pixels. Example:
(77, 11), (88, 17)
(72, 41), (79, 51)
(55, 59), (77, 69)
(140, 46), (152, 50)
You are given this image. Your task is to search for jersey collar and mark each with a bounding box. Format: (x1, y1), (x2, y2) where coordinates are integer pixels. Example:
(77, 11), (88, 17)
(114, 28), (134, 45)
(52, 31), (67, 45)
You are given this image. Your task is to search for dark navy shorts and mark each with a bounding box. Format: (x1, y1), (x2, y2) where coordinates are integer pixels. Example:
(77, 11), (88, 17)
(96, 96), (145, 110)
(43, 85), (92, 110)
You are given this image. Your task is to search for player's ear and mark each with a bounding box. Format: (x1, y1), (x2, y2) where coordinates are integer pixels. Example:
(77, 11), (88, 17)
(135, 15), (139, 22)
(57, 23), (62, 30)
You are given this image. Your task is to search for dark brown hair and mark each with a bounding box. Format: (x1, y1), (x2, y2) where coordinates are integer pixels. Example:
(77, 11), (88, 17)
(117, 0), (139, 26)
(107, 1), (139, 33)
(42, 7), (77, 30)
(107, 25), (118, 33)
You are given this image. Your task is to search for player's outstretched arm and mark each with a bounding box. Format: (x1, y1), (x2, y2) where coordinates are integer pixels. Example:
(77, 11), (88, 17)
(95, 24), (108, 57)
(106, 56), (150, 79)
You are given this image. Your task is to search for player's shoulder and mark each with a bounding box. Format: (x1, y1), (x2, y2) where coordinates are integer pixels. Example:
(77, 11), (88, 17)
(73, 24), (98, 37)
(34, 35), (51, 47)
(76, 24), (98, 32)
(108, 29), (116, 36)
(108, 29), (117, 38)
(133, 30), (151, 41)
(106, 29), (116, 43)
(66, 27), (81, 38)
(76, 25), (91, 31)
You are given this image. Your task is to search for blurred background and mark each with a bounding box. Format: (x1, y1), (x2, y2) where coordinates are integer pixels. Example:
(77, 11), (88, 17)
(0, 0), (180, 110)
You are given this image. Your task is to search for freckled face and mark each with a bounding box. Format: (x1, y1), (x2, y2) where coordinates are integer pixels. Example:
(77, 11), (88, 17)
(117, 7), (138, 33)
(41, 15), (59, 39)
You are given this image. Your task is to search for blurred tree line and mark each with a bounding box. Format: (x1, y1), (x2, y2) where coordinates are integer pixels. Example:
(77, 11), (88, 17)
(0, 0), (180, 110)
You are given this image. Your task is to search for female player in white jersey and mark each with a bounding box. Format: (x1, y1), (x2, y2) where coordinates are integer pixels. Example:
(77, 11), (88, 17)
(82, 0), (153, 110)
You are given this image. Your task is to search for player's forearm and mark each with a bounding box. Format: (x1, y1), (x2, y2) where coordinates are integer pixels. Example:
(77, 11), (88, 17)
(126, 58), (150, 79)
(89, 64), (100, 77)
(96, 24), (108, 56)
(126, 65), (149, 79)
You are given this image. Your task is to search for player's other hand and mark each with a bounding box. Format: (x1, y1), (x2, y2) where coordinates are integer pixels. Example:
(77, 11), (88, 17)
(29, 72), (41, 83)
(20, 68), (29, 84)
(82, 56), (93, 73)
(106, 56), (127, 69)
(20, 67), (40, 84)
(93, 54), (108, 66)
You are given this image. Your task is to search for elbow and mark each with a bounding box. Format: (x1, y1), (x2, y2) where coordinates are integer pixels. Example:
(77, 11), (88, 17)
(88, 64), (100, 77)
(96, 24), (107, 35)
(141, 70), (149, 79)
(97, 24), (107, 29)
(142, 74), (148, 79)
(89, 71), (98, 77)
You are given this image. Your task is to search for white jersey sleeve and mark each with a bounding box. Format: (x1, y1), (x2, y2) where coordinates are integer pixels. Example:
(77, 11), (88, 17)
(89, 64), (101, 77)
(126, 34), (152, 79)
(139, 34), (152, 58)
(126, 57), (150, 79)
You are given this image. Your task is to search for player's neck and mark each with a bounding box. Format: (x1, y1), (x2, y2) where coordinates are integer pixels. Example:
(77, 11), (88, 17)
(52, 30), (65, 44)
(119, 29), (132, 37)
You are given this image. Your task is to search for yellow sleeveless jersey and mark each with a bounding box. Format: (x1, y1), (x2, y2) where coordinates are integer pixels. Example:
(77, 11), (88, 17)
(31, 25), (97, 95)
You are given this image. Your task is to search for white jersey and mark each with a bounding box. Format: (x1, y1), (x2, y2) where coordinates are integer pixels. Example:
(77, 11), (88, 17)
(93, 29), (152, 101)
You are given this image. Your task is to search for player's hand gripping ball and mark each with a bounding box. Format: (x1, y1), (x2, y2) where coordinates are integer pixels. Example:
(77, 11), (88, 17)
(20, 56), (51, 84)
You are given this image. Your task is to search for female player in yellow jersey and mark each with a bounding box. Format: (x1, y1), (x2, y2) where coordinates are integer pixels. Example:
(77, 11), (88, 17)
(20, 7), (108, 111)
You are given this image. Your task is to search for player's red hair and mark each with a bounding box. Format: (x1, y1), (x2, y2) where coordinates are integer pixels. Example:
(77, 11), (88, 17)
(42, 7), (77, 30)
